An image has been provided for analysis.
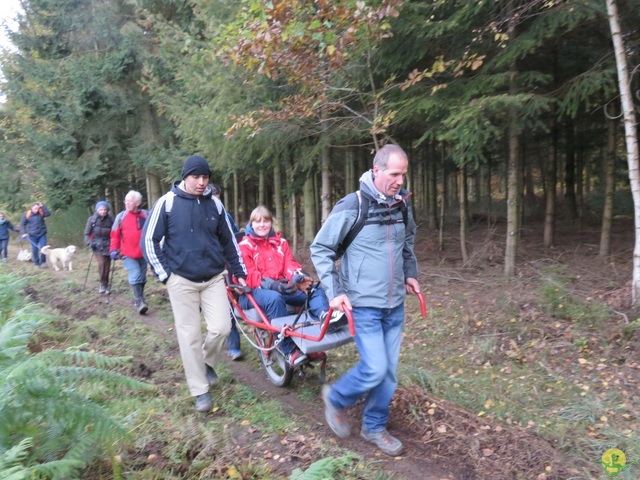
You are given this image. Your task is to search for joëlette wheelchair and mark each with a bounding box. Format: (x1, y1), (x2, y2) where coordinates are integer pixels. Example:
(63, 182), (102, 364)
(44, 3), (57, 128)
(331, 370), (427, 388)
(226, 280), (427, 387)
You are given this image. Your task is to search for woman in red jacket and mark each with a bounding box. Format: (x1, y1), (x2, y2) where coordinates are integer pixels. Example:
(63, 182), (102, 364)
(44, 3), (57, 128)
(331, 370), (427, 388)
(238, 206), (344, 366)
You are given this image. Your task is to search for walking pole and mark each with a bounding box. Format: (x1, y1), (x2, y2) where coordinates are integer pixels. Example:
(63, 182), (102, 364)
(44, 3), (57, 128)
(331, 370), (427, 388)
(106, 259), (116, 304)
(83, 251), (94, 290)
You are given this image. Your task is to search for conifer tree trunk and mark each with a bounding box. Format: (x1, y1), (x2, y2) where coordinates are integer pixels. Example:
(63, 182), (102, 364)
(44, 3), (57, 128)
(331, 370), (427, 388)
(606, 0), (640, 306)
(145, 172), (163, 207)
(599, 118), (616, 257)
(458, 166), (469, 264)
(288, 151), (299, 251)
(427, 146), (438, 230)
(504, 65), (521, 277)
(321, 145), (331, 222)
(303, 174), (316, 246)
(543, 124), (558, 248)
(274, 160), (285, 238)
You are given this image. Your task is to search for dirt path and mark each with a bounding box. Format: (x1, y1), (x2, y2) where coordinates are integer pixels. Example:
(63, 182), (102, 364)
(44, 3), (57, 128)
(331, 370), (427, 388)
(94, 280), (470, 480)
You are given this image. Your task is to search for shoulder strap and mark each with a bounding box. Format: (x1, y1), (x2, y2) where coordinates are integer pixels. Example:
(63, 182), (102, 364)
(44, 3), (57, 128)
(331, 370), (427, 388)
(164, 191), (176, 214)
(335, 193), (409, 258)
(336, 191), (369, 258)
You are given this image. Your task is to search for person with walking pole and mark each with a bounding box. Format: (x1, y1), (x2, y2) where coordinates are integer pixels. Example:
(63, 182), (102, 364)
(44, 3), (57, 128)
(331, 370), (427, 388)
(20, 201), (51, 268)
(110, 191), (149, 314)
(83, 252), (94, 290)
(84, 201), (114, 294)
(105, 259), (116, 304)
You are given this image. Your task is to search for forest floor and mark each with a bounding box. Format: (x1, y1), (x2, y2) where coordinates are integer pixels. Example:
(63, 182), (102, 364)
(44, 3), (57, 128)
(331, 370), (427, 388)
(6, 216), (640, 479)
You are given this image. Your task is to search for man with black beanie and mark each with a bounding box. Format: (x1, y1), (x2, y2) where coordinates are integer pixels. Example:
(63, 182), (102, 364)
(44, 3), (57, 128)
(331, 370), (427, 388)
(141, 155), (247, 412)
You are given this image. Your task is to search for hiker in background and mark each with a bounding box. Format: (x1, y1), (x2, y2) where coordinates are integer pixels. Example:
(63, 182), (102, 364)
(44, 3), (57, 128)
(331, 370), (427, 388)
(141, 155), (247, 413)
(84, 201), (114, 294)
(310, 143), (420, 456)
(211, 183), (243, 361)
(238, 205), (344, 367)
(110, 191), (149, 314)
(0, 212), (20, 262)
(20, 201), (51, 268)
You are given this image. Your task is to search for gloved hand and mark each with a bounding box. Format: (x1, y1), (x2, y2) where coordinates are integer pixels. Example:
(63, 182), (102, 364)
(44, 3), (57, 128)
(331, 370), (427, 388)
(109, 250), (119, 260)
(260, 277), (297, 295)
(292, 271), (312, 284)
(90, 243), (97, 251)
(278, 279), (298, 295)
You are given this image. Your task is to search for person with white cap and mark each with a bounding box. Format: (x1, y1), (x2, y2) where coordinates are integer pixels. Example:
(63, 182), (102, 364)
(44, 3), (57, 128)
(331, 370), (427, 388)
(141, 155), (248, 413)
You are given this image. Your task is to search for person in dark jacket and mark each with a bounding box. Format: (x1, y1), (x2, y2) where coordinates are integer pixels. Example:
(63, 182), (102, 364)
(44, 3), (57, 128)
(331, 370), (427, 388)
(0, 212), (20, 262)
(84, 201), (115, 294)
(141, 155), (248, 413)
(20, 202), (51, 268)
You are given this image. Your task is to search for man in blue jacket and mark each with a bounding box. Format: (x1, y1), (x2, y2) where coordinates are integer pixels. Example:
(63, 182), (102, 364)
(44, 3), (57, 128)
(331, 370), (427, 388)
(310, 144), (421, 456)
(141, 155), (247, 412)
(20, 202), (51, 268)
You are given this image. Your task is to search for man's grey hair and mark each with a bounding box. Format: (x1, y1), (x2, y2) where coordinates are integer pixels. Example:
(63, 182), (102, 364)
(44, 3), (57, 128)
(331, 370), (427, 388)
(373, 144), (408, 169)
(126, 190), (143, 204)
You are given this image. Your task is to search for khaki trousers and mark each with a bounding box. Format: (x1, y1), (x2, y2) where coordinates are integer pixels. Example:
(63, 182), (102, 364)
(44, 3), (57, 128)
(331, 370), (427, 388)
(166, 273), (230, 397)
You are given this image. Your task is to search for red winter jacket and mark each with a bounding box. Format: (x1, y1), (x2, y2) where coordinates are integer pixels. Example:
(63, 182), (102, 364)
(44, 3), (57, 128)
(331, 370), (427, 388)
(239, 228), (301, 290)
(110, 209), (147, 259)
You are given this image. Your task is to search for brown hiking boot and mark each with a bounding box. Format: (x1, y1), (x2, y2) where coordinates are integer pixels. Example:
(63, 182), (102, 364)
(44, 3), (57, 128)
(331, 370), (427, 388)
(360, 428), (404, 456)
(322, 384), (350, 438)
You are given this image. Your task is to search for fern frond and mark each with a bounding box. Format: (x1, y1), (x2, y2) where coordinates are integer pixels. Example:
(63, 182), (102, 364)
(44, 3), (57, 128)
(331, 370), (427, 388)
(290, 455), (356, 480)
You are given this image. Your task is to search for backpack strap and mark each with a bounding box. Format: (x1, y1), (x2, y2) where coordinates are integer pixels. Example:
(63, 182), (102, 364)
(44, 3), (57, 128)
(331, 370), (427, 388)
(336, 191), (368, 258)
(335, 191), (408, 258)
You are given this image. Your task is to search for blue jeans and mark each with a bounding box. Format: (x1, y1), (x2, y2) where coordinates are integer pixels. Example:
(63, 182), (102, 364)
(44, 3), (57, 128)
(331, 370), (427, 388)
(238, 287), (330, 354)
(227, 317), (241, 351)
(328, 304), (405, 432)
(0, 238), (8, 259)
(121, 256), (148, 285)
(30, 234), (47, 266)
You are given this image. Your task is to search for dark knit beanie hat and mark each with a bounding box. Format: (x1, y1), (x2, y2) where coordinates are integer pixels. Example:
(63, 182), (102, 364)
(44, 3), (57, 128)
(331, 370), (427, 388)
(95, 200), (110, 212)
(181, 155), (211, 179)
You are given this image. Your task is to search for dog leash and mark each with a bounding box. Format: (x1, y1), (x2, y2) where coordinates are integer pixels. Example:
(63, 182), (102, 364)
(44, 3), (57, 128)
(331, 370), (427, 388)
(22, 235), (43, 251)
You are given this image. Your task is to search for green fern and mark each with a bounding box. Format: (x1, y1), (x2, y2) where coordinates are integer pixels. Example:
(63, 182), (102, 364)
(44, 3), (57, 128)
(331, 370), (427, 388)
(290, 455), (356, 480)
(0, 272), (152, 479)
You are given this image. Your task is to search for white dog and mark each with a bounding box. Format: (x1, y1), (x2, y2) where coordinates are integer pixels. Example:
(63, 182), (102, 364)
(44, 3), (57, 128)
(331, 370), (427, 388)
(41, 245), (77, 271)
(16, 249), (33, 262)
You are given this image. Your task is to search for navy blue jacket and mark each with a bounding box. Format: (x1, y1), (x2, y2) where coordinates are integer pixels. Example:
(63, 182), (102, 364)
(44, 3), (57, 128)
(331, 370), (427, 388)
(0, 219), (19, 240)
(141, 181), (247, 283)
(20, 206), (51, 238)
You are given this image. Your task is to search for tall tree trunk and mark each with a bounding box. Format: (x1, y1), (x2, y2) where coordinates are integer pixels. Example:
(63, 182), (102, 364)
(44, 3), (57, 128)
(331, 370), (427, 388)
(321, 145), (331, 222)
(145, 172), (163, 207)
(428, 145), (438, 230)
(599, 118), (617, 257)
(564, 122), (578, 221)
(458, 166), (469, 264)
(345, 147), (355, 194)
(274, 159), (285, 238)
(543, 124), (558, 248)
(303, 174), (316, 246)
(606, 0), (640, 306)
(258, 170), (266, 207)
(504, 65), (521, 277)
(288, 151), (299, 251)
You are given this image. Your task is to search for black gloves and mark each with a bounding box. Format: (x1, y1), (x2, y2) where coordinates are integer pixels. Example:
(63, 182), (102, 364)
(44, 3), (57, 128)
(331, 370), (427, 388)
(292, 271), (311, 284)
(260, 277), (297, 295)
(89, 243), (97, 251)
